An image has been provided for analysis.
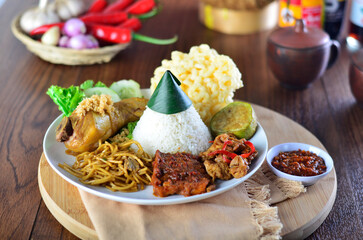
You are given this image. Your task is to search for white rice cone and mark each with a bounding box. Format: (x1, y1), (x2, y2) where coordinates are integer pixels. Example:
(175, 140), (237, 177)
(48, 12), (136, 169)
(132, 105), (212, 157)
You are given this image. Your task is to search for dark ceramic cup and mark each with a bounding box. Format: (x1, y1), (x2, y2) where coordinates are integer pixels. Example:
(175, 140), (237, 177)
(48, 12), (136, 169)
(267, 19), (340, 90)
(349, 50), (363, 107)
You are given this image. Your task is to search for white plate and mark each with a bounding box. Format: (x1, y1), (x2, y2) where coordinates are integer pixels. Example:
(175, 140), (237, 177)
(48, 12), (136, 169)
(43, 89), (268, 205)
(43, 116), (268, 205)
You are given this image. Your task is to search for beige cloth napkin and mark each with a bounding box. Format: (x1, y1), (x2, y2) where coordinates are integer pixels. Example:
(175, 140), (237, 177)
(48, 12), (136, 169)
(79, 163), (305, 240)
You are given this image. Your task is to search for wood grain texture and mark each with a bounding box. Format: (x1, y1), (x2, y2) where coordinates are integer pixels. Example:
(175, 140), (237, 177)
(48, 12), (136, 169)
(37, 104), (337, 240)
(38, 159), (97, 240)
(0, 0), (362, 239)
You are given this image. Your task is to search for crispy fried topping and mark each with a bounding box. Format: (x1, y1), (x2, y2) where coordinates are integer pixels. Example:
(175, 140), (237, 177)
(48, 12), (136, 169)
(74, 95), (115, 117)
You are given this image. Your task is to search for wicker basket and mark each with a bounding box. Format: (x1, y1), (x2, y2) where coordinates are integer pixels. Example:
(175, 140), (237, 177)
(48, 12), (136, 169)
(11, 15), (129, 65)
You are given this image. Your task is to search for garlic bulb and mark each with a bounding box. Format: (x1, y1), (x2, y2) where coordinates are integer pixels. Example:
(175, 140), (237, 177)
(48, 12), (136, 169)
(20, 0), (60, 33)
(19, 0), (90, 33)
(55, 0), (87, 21)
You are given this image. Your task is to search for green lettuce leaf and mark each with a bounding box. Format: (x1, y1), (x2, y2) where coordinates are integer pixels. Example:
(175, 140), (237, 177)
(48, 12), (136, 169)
(47, 80), (125, 116)
(126, 121), (138, 139)
(80, 80), (94, 90)
(95, 81), (107, 88)
(46, 85), (85, 117)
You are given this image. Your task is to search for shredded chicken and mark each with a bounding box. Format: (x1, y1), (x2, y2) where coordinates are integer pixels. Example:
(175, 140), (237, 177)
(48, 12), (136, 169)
(200, 133), (258, 180)
(74, 95), (115, 117)
(200, 133), (235, 160)
(229, 155), (248, 178)
(109, 128), (129, 143)
(204, 159), (232, 181)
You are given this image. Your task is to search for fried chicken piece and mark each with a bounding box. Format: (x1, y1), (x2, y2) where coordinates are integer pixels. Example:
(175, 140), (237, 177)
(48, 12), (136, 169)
(56, 97), (148, 153)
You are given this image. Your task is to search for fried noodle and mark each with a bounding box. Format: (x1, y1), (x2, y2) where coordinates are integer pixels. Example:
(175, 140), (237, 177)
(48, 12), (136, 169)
(59, 138), (153, 192)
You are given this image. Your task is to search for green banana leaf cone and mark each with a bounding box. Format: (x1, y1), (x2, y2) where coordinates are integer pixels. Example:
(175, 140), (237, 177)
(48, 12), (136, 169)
(147, 70), (192, 114)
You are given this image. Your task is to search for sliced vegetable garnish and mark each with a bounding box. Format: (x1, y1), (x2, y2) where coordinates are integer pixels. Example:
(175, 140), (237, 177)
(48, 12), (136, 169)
(84, 87), (121, 102)
(210, 101), (257, 139)
(46, 85), (85, 117)
(208, 140), (256, 164)
(110, 80), (143, 99)
(240, 141), (255, 158)
(222, 140), (233, 151)
(208, 150), (237, 160)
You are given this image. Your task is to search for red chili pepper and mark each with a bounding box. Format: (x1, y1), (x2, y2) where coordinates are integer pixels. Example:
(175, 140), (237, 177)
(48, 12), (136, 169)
(222, 155), (231, 164)
(87, 0), (108, 13)
(117, 18), (142, 31)
(87, 24), (177, 45)
(208, 150), (237, 160)
(81, 12), (128, 25)
(104, 0), (134, 13)
(240, 141), (255, 158)
(208, 141), (255, 163)
(89, 25), (132, 43)
(134, 4), (159, 19)
(126, 0), (155, 15)
(222, 140), (233, 150)
(29, 23), (65, 36)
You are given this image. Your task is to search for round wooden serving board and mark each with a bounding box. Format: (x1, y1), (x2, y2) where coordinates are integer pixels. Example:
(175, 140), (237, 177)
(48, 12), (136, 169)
(38, 104), (337, 240)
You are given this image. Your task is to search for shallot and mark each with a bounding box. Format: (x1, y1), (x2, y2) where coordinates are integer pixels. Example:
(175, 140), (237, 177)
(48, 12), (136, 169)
(86, 35), (99, 48)
(68, 35), (88, 49)
(63, 18), (86, 37)
(58, 35), (69, 47)
(68, 35), (94, 49)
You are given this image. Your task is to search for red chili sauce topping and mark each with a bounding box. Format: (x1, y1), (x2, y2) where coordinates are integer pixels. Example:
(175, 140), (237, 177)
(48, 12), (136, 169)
(271, 149), (327, 176)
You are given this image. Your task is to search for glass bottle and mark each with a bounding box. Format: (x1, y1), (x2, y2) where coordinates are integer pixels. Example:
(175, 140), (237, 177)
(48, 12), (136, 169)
(324, 0), (346, 39)
(346, 0), (363, 52)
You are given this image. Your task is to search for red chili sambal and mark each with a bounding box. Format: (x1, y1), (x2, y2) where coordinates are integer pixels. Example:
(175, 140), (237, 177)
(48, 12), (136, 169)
(271, 149), (327, 176)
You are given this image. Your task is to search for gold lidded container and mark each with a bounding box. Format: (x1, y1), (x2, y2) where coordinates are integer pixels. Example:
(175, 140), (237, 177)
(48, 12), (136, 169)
(198, 0), (278, 34)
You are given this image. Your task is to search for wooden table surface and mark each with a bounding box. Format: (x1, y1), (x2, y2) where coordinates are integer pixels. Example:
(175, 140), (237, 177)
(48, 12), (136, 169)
(0, 0), (362, 239)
